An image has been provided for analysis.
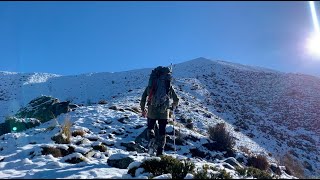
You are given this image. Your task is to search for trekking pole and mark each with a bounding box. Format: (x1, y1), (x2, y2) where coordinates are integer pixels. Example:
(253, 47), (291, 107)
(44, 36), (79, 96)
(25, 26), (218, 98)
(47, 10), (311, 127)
(170, 62), (176, 154)
(172, 107), (176, 154)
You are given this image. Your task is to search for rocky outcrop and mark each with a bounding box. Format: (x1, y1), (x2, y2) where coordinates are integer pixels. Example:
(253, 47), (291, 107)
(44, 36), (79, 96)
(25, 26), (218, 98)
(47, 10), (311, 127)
(16, 96), (73, 122)
(0, 95), (78, 136)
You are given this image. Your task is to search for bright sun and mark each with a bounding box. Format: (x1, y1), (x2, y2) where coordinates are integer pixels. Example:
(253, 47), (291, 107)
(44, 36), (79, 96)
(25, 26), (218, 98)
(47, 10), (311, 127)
(306, 32), (320, 57)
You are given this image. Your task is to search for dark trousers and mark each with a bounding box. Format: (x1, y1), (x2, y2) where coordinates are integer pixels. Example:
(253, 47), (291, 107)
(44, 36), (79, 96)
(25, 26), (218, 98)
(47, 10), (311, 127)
(147, 118), (168, 154)
(147, 118), (168, 135)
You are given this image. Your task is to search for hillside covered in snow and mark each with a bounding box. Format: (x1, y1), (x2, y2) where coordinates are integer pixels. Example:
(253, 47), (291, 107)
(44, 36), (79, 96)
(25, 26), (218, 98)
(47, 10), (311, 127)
(0, 57), (319, 178)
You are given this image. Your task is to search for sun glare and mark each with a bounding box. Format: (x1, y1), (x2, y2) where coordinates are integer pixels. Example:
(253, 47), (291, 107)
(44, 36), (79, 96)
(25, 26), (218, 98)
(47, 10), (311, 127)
(306, 32), (320, 57)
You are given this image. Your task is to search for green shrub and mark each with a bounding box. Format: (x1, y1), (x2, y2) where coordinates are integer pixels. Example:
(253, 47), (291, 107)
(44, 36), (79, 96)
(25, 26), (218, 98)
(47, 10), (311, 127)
(218, 169), (232, 179)
(131, 155), (195, 179)
(236, 167), (272, 179)
(208, 123), (235, 151)
(194, 171), (209, 179)
(193, 164), (231, 179)
(193, 164), (215, 179)
(246, 167), (273, 179)
(235, 167), (246, 176)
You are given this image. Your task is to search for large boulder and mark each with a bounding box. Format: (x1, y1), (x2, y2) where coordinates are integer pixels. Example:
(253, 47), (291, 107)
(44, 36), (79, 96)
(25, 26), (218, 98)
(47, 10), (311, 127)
(15, 96), (72, 122)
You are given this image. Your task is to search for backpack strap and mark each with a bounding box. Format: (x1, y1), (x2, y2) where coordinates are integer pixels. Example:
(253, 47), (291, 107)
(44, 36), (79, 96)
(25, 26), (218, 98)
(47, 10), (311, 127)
(147, 80), (156, 103)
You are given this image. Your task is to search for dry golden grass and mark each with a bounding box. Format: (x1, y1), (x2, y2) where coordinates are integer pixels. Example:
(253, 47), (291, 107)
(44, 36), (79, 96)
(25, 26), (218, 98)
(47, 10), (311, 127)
(52, 116), (72, 144)
(61, 116), (72, 142)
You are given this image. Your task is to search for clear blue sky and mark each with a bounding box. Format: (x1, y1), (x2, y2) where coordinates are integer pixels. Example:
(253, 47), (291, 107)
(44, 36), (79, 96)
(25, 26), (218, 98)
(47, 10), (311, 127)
(1, 1), (319, 76)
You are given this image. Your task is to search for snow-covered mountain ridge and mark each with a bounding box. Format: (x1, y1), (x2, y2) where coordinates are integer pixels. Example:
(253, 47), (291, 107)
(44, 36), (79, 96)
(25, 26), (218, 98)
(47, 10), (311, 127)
(0, 57), (319, 178)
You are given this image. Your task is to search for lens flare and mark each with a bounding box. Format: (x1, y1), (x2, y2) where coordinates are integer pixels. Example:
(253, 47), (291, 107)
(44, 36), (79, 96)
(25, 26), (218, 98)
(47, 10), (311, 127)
(306, 1), (320, 58)
(310, 1), (320, 33)
(12, 127), (17, 131)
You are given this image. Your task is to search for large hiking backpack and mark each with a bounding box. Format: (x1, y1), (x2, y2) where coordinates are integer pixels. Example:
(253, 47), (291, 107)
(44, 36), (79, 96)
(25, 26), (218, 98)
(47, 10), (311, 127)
(147, 66), (172, 112)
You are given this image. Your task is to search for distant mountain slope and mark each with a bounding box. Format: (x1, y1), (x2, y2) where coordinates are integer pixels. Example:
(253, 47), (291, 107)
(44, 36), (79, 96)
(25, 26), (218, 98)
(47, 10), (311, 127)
(0, 57), (319, 177)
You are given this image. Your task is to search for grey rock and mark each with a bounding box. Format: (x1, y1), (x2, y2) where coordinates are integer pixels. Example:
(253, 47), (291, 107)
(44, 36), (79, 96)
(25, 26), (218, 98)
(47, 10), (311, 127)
(118, 117), (130, 124)
(270, 163), (282, 175)
(51, 132), (70, 144)
(221, 162), (235, 170)
(120, 142), (146, 153)
(223, 157), (243, 169)
(107, 154), (134, 169)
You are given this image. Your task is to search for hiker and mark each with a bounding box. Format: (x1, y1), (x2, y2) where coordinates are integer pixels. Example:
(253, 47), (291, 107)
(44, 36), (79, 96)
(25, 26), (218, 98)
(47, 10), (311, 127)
(140, 66), (179, 156)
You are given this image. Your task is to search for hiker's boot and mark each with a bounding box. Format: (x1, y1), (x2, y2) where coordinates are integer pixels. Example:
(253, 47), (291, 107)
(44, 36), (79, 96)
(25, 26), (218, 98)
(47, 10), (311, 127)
(147, 138), (156, 155)
(155, 135), (166, 156)
(156, 147), (164, 156)
(147, 129), (156, 155)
